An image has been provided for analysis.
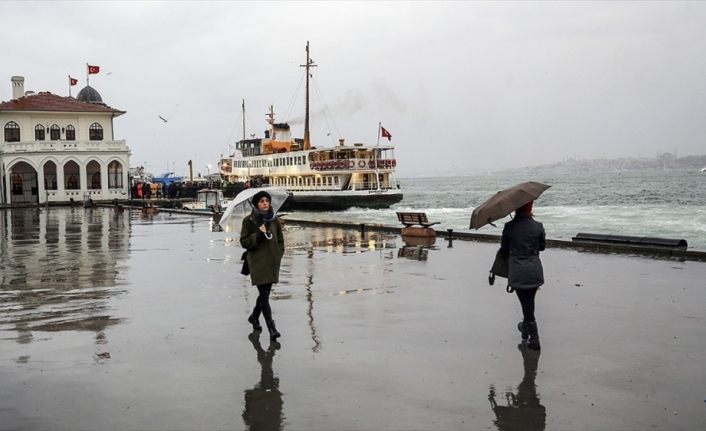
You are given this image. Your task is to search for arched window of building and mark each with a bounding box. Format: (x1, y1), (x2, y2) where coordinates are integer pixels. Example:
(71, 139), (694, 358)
(87, 160), (101, 189)
(108, 161), (123, 188)
(35, 124), (45, 141)
(91, 172), (101, 189)
(4, 121), (20, 142)
(65, 125), (76, 141)
(67, 175), (79, 189)
(11, 173), (23, 194)
(89, 122), (103, 141)
(64, 160), (80, 190)
(43, 161), (58, 190)
(50, 124), (60, 140)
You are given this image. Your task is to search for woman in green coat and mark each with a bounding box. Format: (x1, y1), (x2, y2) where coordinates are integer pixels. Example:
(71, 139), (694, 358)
(240, 190), (285, 340)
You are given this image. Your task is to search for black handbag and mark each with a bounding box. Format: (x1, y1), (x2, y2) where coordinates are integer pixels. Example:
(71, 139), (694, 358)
(240, 250), (250, 276)
(488, 249), (508, 286)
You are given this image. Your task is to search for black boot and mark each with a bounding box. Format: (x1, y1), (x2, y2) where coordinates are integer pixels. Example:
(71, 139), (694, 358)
(266, 320), (281, 341)
(248, 313), (262, 331)
(526, 321), (540, 350)
(517, 321), (529, 341)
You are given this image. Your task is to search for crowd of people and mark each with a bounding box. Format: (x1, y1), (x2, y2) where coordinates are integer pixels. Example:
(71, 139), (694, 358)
(129, 180), (228, 200)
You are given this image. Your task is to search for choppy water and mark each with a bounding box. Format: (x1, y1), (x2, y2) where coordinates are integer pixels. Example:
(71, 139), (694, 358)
(289, 169), (706, 250)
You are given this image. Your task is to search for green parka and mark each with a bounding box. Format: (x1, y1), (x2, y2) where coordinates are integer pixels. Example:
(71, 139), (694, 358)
(240, 212), (285, 286)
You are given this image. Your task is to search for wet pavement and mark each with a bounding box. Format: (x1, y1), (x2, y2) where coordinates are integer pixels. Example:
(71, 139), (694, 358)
(1, 207), (705, 430)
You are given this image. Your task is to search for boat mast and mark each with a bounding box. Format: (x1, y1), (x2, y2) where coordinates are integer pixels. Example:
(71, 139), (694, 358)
(242, 99), (246, 142)
(301, 41), (317, 151)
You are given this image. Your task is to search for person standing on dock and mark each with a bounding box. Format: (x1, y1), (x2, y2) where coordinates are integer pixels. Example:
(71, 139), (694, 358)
(240, 191), (285, 340)
(499, 201), (546, 350)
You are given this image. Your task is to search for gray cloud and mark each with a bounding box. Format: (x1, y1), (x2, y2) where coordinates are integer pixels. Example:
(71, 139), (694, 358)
(2, 1), (705, 177)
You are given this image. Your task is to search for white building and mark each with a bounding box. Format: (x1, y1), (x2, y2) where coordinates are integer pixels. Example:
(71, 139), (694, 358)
(0, 76), (130, 205)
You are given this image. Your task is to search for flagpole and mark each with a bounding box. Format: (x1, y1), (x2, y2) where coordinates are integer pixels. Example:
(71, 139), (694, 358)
(375, 122), (381, 191)
(86, 63), (90, 86)
(377, 122), (381, 147)
(68, 76), (71, 97)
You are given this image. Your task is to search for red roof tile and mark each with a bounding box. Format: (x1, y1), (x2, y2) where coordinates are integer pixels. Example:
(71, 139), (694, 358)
(0, 92), (125, 116)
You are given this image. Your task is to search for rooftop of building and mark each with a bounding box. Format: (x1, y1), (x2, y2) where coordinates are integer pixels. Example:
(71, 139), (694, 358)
(0, 91), (125, 116)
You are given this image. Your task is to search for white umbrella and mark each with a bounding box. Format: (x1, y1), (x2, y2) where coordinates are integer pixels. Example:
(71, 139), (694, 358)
(219, 187), (290, 231)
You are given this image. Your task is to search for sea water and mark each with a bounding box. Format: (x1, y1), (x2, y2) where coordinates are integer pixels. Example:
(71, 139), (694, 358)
(287, 168), (706, 250)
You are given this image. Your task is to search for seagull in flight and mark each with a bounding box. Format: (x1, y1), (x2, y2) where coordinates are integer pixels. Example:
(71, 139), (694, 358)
(158, 115), (168, 123)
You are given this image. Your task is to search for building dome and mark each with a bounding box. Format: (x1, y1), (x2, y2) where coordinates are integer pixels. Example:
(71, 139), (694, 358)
(76, 85), (103, 103)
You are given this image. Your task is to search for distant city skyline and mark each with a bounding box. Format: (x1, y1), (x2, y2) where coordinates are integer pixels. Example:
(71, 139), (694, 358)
(2, 2), (705, 177)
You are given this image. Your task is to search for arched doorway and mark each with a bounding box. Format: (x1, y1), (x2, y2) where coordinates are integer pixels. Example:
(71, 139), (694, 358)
(86, 160), (101, 190)
(108, 161), (123, 189)
(64, 161), (80, 190)
(9, 161), (38, 204)
(43, 161), (58, 191)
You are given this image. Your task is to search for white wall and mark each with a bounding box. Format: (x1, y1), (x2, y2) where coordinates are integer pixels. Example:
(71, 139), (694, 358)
(0, 111), (115, 142)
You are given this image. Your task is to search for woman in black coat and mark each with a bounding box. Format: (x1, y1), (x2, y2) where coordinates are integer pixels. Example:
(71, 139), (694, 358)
(499, 201), (546, 350)
(240, 190), (285, 340)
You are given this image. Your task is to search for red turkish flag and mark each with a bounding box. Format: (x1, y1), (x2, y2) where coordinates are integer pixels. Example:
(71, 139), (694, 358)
(87, 64), (100, 74)
(69, 76), (78, 86)
(381, 126), (392, 141)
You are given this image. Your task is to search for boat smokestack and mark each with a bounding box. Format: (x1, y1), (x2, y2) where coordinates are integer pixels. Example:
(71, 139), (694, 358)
(11, 76), (24, 100)
(338, 139), (345, 146)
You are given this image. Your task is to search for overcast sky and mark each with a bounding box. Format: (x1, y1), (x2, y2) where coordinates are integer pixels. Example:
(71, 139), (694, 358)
(2, 1), (705, 177)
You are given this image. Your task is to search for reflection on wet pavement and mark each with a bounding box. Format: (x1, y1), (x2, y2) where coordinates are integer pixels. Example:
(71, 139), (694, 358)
(243, 332), (284, 431)
(489, 344), (546, 431)
(2, 208), (704, 430)
(0, 208), (130, 343)
(293, 226), (398, 254)
(397, 235), (440, 261)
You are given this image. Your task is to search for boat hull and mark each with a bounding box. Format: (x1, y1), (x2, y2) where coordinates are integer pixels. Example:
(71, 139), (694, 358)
(283, 190), (403, 210)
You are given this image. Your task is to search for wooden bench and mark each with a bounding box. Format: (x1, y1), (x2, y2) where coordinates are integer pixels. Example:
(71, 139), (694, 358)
(396, 212), (439, 228)
(396, 212), (439, 238)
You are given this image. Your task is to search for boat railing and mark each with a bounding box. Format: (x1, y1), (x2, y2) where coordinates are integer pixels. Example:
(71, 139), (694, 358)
(271, 184), (394, 192)
(280, 185), (343, 192)
(308, 158), (397, 171)
(347, 180), (393, 192)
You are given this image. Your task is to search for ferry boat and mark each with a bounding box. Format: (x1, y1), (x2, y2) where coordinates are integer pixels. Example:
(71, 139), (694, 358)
(219, 42), (403, 210)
